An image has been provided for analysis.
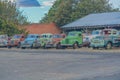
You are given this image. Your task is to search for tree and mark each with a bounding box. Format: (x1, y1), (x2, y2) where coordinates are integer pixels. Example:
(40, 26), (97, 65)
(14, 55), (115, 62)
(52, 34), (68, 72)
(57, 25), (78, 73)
(40, 0), (119, 27)
(0, 1), (29, 36)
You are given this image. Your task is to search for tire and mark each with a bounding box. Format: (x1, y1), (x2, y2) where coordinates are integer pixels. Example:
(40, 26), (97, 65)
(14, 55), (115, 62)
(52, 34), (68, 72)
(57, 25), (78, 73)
(73, 42), (79, 49)
(7, 46), (12, 49)
(17, 43), (21, 48)
(105, 42), (112, 49)
(43, 44), (47, 49)
(92, 47), (96, 49)
(21, 47), (26, 49)
(56, 43), (61, 49)
(31, 44), (33, 49)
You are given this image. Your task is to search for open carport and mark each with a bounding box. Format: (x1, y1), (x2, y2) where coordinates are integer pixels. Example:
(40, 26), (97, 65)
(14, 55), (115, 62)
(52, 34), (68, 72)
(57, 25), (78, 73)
(62, 12), (120, 32)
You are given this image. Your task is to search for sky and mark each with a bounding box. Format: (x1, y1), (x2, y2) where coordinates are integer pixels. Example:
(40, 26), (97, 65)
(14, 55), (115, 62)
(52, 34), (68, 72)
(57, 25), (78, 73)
(17, 0), (120, 23)
(18, 0), (55, 23)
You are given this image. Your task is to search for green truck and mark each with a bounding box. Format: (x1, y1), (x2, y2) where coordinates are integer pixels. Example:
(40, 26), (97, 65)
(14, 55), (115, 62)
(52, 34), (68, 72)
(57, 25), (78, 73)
(40, 33), (53, 48)
(56, 31), (83, 49)
(90, 29), (120, 49)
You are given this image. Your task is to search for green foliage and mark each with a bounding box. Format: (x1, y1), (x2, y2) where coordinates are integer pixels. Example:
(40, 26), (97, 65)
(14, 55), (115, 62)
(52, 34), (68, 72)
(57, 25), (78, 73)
(0, 1), (29, 36)
(0, 18), (25, 36)
(40, 0), (119, 27)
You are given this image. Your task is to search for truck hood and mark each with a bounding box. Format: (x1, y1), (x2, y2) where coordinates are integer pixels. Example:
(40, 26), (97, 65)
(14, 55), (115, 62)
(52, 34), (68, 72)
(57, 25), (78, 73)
(24, 38), (36, 41)
(66, 36), (78, 39)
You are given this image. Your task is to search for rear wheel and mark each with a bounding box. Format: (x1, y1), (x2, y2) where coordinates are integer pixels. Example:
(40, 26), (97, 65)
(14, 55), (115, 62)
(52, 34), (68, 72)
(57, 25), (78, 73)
(105, 42), (112, 49)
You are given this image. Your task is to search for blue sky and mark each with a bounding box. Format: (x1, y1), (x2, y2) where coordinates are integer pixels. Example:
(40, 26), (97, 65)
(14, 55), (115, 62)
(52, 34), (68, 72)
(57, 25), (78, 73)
(18, 0), (120, 23)
(19, 0), (55, 23)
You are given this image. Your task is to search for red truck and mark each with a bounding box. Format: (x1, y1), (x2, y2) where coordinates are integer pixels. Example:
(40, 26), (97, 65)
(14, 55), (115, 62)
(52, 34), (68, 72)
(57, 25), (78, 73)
(7, 34), (25, 48)
(44, 34), (66, 48)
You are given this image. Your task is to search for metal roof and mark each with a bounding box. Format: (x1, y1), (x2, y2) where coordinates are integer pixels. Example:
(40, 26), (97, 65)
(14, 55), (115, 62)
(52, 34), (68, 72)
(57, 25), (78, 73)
(62, 12), (120, 29)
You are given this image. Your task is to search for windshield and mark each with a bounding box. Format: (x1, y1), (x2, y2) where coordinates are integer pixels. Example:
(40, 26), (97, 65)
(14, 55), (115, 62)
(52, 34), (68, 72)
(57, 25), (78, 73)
(92, 31), (100, 35)
(42, 35), (52, 38)
(0, 35), (7, 39)
(13, 35), (21, 39)
(68, 32), (77, 36)
(27, 35), (36, 38)
(95, 36), (103, 39)
(52, 35), (62, 38)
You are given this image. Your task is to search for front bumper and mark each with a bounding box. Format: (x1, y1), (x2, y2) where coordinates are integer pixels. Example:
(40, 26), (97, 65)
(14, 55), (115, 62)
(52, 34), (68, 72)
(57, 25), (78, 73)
(21, 43), (32, 48)
(90, 42), (105, 48)
(0, 42), (7, 47)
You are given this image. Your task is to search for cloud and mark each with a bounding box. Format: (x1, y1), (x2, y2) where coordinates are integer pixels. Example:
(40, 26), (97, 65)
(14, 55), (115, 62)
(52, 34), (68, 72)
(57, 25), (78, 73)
(42, 0), (56, 7)
(16, 0), (40, 7)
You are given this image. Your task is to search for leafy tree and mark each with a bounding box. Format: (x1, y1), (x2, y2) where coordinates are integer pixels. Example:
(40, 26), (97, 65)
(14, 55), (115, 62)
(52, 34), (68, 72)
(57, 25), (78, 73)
(40, 0), (119, 27)
(0, 1), (29, 36)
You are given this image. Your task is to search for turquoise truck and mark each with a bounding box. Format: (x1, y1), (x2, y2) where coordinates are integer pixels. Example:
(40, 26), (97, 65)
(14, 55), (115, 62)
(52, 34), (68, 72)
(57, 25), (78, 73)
(82, 30), (102, 47)
(90, 29), (120, 49)
(56, 31), (83, 49)
(20, 34), (41, 49)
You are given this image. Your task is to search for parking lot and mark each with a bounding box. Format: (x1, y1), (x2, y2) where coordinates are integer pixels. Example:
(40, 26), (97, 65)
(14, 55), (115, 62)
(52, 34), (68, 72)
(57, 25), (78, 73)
(0, 48), (120, 80)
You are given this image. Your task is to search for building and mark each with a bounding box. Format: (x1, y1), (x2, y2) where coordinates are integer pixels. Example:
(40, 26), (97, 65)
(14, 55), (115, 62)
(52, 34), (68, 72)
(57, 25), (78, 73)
(23, 23), (61, 34)
(62, 12), (120, 32)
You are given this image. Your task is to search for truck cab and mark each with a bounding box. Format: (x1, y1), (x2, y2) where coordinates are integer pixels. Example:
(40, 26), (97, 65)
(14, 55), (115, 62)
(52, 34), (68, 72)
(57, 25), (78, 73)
(90, 29), (120, 49)
(43, 34), (65, 48)
(57, 31), (83, 49)
(82, 30), (102, 47)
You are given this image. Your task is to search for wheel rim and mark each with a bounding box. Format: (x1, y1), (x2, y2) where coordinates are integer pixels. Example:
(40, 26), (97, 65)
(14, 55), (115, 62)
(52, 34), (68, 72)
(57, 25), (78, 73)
(106, 43), (111, 49)
(73, 43), (78, 49)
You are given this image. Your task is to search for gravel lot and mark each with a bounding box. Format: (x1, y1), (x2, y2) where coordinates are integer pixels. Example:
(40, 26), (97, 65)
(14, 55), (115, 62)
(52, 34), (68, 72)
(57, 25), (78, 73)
(0, 48), (120, 80)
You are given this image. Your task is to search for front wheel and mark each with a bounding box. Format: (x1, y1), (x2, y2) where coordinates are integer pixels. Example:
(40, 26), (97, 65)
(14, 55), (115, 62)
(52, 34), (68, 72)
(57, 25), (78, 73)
(7, 45), (12, 49)
(21, 47), (26, 49)
(17, 43), (21, 48)
(105, 42), (112, 49)
(56, 43), (61, 49)
(73, 43), (79, 49)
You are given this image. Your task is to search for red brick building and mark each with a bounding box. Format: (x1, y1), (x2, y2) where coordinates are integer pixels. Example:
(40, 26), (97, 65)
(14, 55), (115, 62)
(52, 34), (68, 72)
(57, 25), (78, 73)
(23, 23), (61, 34)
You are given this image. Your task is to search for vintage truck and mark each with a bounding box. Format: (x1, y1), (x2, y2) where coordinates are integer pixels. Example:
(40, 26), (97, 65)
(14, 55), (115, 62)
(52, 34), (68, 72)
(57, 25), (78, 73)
(56, 31), (83, 49)
(20, 34), (41, 49)
(43, 34), (65, 48)
(40, 33), (53, 48)
(0, 35), (8, 47)
(7, 34), (25, 48)
(82, 30), (102, 47)
(90, 29), (120, 49)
